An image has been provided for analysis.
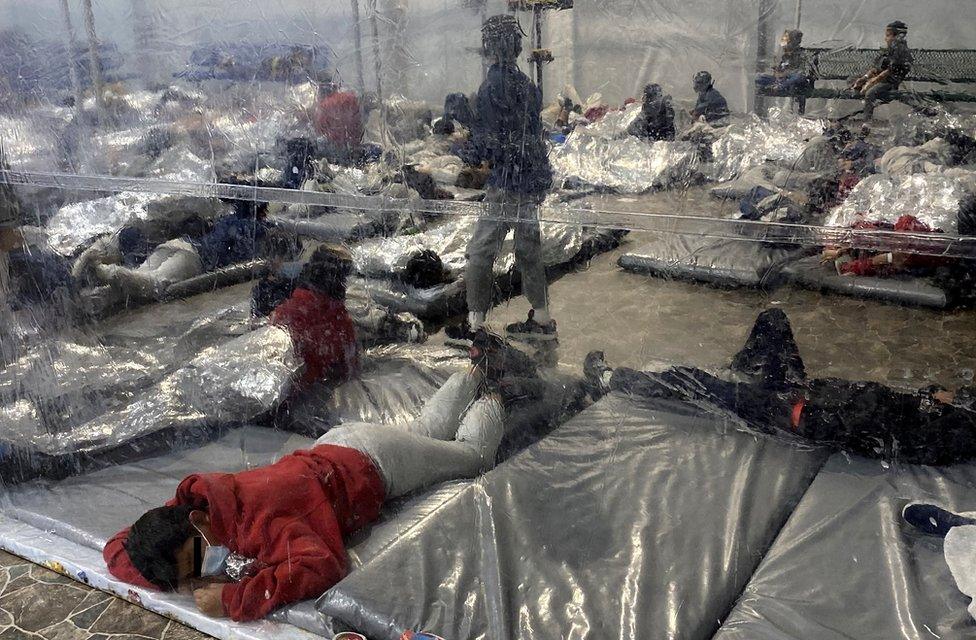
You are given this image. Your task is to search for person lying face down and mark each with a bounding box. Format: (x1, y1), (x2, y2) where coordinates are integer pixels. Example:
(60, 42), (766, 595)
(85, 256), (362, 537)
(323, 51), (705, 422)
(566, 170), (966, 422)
(103, 329), (514, 621)
(587, 309), (976, 466)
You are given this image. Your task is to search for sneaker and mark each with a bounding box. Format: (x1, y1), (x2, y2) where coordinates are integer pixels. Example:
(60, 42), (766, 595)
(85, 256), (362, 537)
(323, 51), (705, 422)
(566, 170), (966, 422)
(902, 503), (976, 537)
(505, 310), (557, 342)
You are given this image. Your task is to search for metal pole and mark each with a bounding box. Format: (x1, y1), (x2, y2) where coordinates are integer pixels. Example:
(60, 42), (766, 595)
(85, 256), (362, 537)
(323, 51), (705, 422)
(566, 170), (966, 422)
(755, 0), (774, 116)
(368, 0), (383, 100)
(350, 0), (367, 94)
(533, 5), (543, 99)
(130, 0), (157, 88)
(58, 0), (85, 115)
(794, 0), (802, 30)
(81, 0), (106, 112)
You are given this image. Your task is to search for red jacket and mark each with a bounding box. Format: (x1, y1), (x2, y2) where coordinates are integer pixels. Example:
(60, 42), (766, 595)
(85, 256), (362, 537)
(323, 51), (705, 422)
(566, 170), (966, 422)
(314, 91), (364, 147)
(840, 214), (945, 276)
(271, 288), (359, 388)
(103, 445), (386, 621)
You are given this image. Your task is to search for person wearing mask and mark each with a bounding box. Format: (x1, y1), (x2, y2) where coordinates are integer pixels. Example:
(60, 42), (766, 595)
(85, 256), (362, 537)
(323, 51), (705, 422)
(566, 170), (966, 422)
(101, 330), (513, 622)
(691, 71), (730, 122)
(851, 21), (913, 120)
(455, 14), (556, 343)
(627, 83), (676, 142)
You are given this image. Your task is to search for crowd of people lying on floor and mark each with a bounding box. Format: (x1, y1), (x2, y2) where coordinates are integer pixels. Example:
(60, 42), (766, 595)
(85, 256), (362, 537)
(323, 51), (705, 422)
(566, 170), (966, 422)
(83, 305), (976, 626)
(1, 13), (976, 634)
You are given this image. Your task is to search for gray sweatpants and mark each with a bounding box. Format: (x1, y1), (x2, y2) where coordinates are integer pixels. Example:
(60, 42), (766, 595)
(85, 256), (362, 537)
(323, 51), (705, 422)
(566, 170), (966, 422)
(465, 187), (549, 314)
(97, 238), (203, 300)
(317, 371), (505, 498)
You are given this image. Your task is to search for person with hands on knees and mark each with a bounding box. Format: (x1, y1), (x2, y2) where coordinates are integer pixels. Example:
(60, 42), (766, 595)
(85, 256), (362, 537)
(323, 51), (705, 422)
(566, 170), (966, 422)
(103, 330), (513, 621)
(850, 21), (912, 120)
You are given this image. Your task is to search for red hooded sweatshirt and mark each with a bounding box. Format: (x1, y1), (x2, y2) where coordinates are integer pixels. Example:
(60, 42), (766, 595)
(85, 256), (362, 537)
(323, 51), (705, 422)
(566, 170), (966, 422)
(314, 91), (364, 147)
(271, 288), (359, 388)
(103, 445), (385, 621)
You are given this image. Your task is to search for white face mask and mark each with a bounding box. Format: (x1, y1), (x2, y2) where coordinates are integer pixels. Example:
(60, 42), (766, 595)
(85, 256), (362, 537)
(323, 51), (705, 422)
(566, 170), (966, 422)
(192, 523), (231, 578)
(200, 542), (231, 577)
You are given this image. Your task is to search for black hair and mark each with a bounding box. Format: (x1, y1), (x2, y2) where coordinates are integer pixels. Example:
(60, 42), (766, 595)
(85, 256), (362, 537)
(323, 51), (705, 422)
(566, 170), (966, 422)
(482, 15), (523, 62)
(886, 20), (908, 36)
(125, 504), (196, 591)
(300, 244), (353, 299)
(231, 199), (268, 219)
(443, 92), (475, 129)
(117, 226), (150, 267)
(401, 249), (448, 289)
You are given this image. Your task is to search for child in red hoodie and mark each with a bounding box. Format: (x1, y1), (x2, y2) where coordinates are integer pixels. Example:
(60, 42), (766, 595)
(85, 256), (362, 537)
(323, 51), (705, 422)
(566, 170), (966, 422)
(270, 244), (359, 388)
(103, 331), (511, 622)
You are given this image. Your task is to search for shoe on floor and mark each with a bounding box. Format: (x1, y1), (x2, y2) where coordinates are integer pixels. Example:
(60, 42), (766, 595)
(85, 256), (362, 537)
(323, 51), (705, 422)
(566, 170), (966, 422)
(505, 310), (557, 342)
(902, 503), (976, 537)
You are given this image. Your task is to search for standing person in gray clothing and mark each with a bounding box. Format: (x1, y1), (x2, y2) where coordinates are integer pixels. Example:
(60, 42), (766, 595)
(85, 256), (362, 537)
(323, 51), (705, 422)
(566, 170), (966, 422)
(851, 21), (913, 119)
(455, 14), (556, 343)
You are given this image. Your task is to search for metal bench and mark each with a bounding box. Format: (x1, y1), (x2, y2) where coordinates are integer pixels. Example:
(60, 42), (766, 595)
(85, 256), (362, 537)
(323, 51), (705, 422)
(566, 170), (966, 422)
(759, 47), (976, 113)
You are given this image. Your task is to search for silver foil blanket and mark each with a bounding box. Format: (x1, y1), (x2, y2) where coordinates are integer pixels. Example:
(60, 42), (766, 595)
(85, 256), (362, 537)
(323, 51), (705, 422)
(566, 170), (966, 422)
(551, 104), (700, 193)
(351, 197), (585, 278)
(1, 325), (297, 457)
(827, 172), (976, 232)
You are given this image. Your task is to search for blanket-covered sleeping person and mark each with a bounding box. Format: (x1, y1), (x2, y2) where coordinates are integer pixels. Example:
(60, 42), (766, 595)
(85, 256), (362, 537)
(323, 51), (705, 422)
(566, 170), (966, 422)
(104, 329), (519, 621)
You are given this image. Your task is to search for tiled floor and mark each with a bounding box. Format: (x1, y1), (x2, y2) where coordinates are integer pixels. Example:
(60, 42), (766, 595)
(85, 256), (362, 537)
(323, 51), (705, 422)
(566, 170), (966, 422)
(0, 551), (211, 640)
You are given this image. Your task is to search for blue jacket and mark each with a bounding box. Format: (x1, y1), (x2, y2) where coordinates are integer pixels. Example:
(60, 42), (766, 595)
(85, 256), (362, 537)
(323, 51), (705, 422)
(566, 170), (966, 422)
(193, 215), (268, 271)
(459, 63), (553, 195)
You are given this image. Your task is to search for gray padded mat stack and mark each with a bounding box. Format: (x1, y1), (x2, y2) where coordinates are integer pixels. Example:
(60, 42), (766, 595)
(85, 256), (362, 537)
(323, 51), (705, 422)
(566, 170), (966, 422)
(318, 392), (830, 640)
(618, 234), (800, 288)
(783, 255), (950, 308)
(714, 454), (976, 640)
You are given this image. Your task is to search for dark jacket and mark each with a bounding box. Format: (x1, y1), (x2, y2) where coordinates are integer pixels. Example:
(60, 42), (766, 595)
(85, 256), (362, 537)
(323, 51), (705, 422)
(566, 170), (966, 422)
(459, 62), (553, 195)
(873, 39), (913, 86)
(627, 99), (676, 142)
(693, 87), (730, 122)
(193, 215), (268, 271)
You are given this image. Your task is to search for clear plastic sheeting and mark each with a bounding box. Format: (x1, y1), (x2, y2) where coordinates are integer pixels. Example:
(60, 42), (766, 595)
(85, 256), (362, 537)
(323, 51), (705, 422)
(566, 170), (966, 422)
(2, 0), (976, 638)
(351, 200), (586, 278)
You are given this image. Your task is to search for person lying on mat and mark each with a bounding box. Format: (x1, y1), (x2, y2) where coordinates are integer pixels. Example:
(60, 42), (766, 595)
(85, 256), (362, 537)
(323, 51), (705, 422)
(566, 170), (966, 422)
(74, 199), (271, 302)
(103, 330), (516, 621)
(585, 309), (976, 466)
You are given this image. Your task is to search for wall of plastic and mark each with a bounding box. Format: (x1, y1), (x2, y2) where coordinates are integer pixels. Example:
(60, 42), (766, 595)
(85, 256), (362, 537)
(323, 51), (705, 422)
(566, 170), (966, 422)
(2, 1), (976, 639)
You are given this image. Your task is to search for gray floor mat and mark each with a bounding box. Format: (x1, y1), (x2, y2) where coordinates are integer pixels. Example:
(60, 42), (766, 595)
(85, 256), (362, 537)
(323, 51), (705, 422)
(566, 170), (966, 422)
(618, 234), (799, 288)
(318, 392), (829, 640)
(714, 453), (976, 640)
(783, 255), (949, 308)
